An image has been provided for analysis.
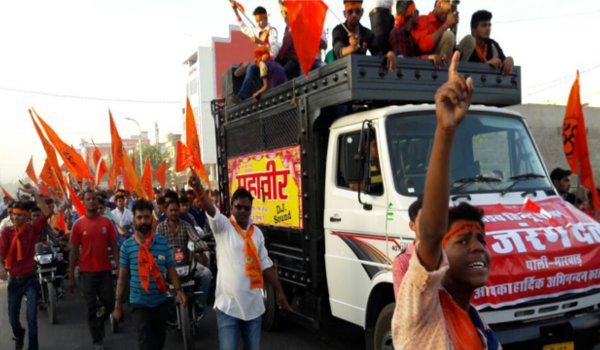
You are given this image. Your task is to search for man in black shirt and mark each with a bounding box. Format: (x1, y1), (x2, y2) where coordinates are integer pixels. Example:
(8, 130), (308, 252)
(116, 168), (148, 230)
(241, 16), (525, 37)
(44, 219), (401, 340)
(458, 10), (514, 75)
(332, 0), (377, 60)
(550, 167), (580, 205)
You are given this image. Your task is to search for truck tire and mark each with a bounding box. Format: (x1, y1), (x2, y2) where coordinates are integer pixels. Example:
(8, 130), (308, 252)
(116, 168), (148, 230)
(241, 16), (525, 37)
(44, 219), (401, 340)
(261, 280), (281, 331)
(373, 303), (395, 350)
(180, 303), (194, 350)
(47, 283), (56, 325)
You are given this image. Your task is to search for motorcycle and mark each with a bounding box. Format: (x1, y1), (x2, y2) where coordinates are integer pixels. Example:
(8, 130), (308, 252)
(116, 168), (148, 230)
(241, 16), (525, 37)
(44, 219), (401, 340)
(34, 241), (62, 324)
(167, 245), (198, 350)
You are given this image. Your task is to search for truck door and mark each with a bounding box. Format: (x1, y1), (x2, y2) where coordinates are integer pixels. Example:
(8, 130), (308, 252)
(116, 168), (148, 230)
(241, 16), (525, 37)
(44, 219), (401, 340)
(324, 126), (389, 326)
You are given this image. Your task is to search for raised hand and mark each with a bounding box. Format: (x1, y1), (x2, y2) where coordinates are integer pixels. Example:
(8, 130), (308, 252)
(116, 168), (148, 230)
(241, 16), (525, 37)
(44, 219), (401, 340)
(434, 51), (473, 132)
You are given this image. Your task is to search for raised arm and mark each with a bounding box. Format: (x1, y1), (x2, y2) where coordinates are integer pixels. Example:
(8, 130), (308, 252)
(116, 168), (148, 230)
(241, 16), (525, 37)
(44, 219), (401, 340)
(417, 52), (473, 271)
(187, 170), (215, 218)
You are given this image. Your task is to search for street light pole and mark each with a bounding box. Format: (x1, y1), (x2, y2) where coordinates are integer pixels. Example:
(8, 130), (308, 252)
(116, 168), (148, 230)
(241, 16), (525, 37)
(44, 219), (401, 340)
(124, 117), (143, 174)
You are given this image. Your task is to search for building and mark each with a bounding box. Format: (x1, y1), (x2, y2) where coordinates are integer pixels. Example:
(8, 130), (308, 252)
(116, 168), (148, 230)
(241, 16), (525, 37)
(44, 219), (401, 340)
(183, 25), (255, 189)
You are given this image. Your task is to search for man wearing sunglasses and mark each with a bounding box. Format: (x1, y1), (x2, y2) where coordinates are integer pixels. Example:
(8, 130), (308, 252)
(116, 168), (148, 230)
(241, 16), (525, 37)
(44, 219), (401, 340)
(188, 173), (291, 350)
(332, 0), (378, 60)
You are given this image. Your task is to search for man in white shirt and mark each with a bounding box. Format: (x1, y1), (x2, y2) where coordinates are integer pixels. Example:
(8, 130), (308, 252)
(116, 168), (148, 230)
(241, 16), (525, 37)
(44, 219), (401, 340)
(231, 1), (280, 58)
(189, 173), (290, 350)
(111, 194), (133, 228)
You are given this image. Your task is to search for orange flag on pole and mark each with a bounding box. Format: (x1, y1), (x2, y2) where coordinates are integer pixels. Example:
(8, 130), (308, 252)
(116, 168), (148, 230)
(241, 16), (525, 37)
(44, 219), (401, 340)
(109, 111), (148, 199)
(66, 182), (86, 217)
(39, 182), (52, 197)
(286, 0), (328, 78)
(30, 111), (66, 192)
(185, 98), (210, 185)
(92, 147), (109, 184)
(57, 211), (66, 230)
(1, 187), (14, 201)
(25, 156), (38, 184)
(153, 161), (167, 188)
(562, 71), (600, 214)
(176, 141), (193, 173)
(33, 109), (93, 180)
(141, 156), (153, 200)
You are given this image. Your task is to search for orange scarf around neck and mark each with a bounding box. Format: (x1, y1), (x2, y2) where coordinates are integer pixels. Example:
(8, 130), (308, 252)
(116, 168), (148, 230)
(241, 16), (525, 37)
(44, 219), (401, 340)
(474, 42), (488, 63)
(134, 231), (168, 293)
(5, 224), (27, 270)
(229, 216), (263, 289)
(439, 290), (484, 350)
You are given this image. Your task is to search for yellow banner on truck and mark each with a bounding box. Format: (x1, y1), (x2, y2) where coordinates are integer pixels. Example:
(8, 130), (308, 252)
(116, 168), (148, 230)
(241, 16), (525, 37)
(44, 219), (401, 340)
(228, 145), (303, 229)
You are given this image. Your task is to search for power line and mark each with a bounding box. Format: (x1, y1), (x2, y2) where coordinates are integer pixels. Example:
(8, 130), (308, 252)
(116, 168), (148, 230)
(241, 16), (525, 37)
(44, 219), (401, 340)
(524, 64), (600, 97)
(0, 85), (180, 104)
(496, 9), (600, 24)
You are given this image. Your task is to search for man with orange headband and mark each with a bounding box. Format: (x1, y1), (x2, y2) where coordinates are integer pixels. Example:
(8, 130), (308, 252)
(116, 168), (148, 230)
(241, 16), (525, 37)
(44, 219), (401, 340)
(411, 0), (458, 61)
(0, 188), (51, 350)
(230, 2), (280, 59)
(458, 10), (514, 76)
(188, 173), (290, 350)
(236, 45), (287, 101)
(391, 52), (501, 350)
(332, 0), (376, 59)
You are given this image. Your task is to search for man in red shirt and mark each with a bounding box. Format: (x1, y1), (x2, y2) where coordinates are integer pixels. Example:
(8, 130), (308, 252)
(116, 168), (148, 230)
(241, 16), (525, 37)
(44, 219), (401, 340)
(0, 190), (51, 350)
(411, 0), (458, 61)
(69, 190), (119, 350)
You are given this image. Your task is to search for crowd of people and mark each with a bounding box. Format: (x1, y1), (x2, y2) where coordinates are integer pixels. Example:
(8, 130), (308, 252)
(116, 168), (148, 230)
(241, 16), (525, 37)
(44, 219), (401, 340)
(0, 176), (289, 350)
(230, 0), (514, 102)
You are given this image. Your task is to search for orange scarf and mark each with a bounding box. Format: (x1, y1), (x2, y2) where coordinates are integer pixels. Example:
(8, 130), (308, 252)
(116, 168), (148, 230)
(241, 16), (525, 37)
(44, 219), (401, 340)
(134, 231), (168, 293)
(474, 42), (488, 63)
(229, 216), (263, 289)
(439, 290), (484, 350)
(5, 224), (27, 270)
(394, 3), (416, 29)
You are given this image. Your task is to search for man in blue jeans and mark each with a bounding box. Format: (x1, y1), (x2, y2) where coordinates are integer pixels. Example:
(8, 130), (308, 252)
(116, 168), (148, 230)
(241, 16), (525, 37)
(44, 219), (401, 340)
(189, 173), (291, 350)
(0, 190), (51, 350)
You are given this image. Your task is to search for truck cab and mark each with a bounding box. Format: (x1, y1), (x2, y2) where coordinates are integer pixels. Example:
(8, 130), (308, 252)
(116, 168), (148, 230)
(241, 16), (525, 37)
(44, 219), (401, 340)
(212, 54), (600, 349)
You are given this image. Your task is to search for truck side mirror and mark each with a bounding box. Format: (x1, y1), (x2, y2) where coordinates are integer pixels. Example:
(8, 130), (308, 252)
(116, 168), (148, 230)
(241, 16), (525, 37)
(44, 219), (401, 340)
(356, 121), (374, 211)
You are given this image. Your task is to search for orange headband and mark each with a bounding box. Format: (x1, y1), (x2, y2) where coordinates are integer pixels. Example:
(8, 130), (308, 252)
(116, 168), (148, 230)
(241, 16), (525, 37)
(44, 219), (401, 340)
(442, 220), (484, 246)
(11, 208), (30, 215)
(395, 3), (417, 28)
(344, 2), (363, 11)
(254, 14), (268, 21)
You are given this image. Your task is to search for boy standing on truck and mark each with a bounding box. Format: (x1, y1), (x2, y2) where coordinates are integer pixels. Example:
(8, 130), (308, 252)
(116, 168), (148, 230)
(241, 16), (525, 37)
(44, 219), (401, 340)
(392, 52), (502, 349)
(188, 174), (291, 350)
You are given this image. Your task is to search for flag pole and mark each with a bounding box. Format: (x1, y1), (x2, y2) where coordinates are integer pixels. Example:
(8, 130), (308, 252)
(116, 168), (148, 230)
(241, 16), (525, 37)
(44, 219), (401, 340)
(327, 7), (352, 35)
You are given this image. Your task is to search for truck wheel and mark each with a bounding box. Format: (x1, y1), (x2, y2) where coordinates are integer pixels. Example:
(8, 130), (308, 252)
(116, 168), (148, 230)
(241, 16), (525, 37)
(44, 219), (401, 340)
(261, 280), (281, 331)
(47, 283), (56, 325)
(373, 303), (395, 350)
(180, 303), (194, 350)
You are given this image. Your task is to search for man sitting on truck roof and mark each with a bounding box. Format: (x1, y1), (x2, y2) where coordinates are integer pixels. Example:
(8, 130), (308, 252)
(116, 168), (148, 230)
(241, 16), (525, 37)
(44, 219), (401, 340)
(457, 10), (514, 76)
(392, 52), (501, 350)
(230, 2), (279, 58)
(236, 46), (288, 101)
(410, 0), (458, 62)
(333, 0), (396, 71)
(389, 0), (444, 67)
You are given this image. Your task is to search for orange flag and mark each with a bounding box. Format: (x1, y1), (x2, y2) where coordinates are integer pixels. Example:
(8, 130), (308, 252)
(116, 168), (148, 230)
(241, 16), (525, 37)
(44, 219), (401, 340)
(57, 211), (66, 230)
(176, 140), (193, 173)
(141, 156), (153, 200)
(185, 98), (210, 185)
(39, 182), (52, 197)
(66, 183), (86, 217)
(30, 111), (65, 191)
(286, 0), (328, 78)
(153, 161), (167, 188)
(562, 71), (600, 214)
(93, 147), (109, 184)
(25, 156), (38, 184)
(109, 112), (148, 199)
(1, 187), (14, 201)
(33, 109), (93, 180)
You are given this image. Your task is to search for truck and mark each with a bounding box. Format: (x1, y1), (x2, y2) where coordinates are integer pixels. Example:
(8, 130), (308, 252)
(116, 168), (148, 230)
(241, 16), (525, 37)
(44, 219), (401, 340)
(211, 54), (600, 349)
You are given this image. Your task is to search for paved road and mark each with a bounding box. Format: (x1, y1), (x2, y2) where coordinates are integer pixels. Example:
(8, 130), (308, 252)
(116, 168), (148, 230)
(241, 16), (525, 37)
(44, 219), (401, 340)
(1, 280), (599, 350)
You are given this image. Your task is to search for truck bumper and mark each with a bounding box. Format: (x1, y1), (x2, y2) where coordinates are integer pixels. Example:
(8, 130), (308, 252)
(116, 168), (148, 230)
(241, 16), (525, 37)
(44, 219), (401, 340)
(493, 308), (600, 344)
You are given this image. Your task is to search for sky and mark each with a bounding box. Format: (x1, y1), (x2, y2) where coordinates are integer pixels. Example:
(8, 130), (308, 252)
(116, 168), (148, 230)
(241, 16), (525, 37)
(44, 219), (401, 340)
(1, 0), (599, 185)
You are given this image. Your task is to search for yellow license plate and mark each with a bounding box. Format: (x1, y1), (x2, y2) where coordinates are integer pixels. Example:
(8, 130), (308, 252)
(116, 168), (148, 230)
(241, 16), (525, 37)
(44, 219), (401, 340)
(542, 341), (574, 350)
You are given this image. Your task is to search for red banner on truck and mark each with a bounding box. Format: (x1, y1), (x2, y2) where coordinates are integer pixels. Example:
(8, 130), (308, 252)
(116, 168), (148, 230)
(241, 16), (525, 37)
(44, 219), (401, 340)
(473, 197), (600, 309)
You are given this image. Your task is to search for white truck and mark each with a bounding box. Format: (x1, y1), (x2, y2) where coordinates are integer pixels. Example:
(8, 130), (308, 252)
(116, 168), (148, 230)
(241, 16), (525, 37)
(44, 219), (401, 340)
(211, 55), (600, 349)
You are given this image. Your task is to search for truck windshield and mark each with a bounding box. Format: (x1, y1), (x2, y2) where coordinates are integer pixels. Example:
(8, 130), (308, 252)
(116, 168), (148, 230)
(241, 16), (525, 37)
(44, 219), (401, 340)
(386, 112), (553, 196)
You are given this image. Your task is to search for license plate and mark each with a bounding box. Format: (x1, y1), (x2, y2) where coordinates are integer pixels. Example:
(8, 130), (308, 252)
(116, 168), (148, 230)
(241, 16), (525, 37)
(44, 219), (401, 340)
(542, 342), (574, 350)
